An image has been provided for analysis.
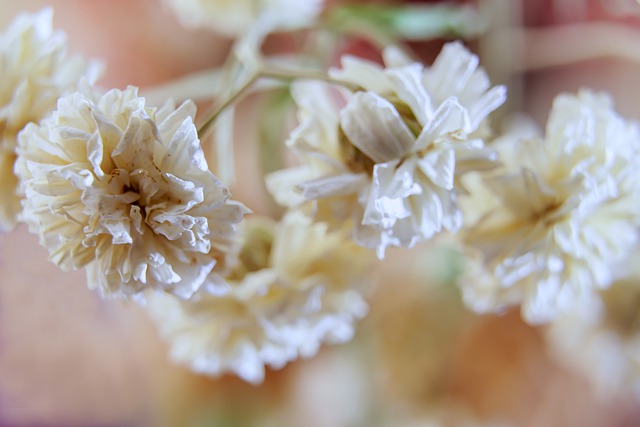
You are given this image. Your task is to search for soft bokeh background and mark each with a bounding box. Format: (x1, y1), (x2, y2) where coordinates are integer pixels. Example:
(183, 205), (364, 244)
(2, 1), (640, 426)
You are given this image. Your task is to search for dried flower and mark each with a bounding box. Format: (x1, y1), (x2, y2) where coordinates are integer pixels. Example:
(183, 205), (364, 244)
(164, 0), (323, 36)
(16, 86), (247, 299)
(461, 90), (640, 323)
(0, 8), (99, 231)
(268, 42), (506, 257)
(147, 213), (372, 384)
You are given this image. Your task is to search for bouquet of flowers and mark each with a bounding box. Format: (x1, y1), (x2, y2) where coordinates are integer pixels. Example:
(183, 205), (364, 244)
(2, 1), (640, 425)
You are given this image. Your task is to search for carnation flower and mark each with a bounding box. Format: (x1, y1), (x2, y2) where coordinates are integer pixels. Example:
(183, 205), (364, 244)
(545, 257), (640, 398)
(0, 8), (99, 231)
(460, 90), (640, 323)
(267, 42), (506, 257)
(16, 86), (247, 299)
(147, 213), (372, 384)
(164, 0), (323, 36)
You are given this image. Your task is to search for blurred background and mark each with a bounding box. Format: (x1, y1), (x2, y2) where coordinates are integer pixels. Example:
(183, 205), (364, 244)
(2, 1), (640, 426)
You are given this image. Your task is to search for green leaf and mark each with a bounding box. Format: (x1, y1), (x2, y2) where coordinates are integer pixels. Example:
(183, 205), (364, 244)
(327, 3), (488, 42)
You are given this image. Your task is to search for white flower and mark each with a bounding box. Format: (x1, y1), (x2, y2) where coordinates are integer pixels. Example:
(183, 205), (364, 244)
(0, 8), (100, 231)
(164, 0), (323, 36)
(545, 259), (640, 398)
(267, 42), (506, 257)
(16, 86), (247, 299)
(147, 213), (372, 384)
(461, 90), (640, 323)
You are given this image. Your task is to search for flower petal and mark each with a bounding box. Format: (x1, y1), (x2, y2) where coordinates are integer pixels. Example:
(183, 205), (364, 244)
(340, 92), (415, 163)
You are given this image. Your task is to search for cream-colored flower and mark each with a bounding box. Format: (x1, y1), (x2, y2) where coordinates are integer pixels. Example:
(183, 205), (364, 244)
(267, 42), (506, 257)
(16, 86), (247, 299)
(461, 90), (640, 323)
(147, 213), (372, 384)
(0, 8), (99, 231)
(545, 259), (640, 398)
(164, 0), (323, 36)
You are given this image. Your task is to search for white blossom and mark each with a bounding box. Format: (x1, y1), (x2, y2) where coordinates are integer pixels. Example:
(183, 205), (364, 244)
(267, 42), (506, 257)
(164, 0), (323, 36)
(147, 213), (372, 384)
(461, 90), (640, 323)
(16, 86), (247, 299)
(0, 8), (100, 231)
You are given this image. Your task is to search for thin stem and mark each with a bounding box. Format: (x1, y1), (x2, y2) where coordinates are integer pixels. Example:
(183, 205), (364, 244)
(260, 66), (359, 90)
(196, 65), (357, 138)
(197, 73), (259, 137)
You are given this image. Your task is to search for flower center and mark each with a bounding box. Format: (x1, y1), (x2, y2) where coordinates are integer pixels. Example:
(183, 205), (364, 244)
(386, 95), (423, 137)
(227, 222), (274, 281)
(533, 201), (564, 227)
(338, 126), (376, 175)
(338, 96), (422, 176)
(107, 167), (163, 222)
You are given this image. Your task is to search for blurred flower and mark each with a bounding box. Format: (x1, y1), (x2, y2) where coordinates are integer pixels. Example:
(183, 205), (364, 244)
(16, 86), (246, 299)
(147, 213), (372, 384)
(164, 0), (324, 36)
(0, 7), (100, 231)
(546, 254), (640, 399)
(461, 90), (640, 323)
(268, 42), (506, 257)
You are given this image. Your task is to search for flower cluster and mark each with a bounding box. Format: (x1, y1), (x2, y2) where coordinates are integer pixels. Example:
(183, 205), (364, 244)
(5, 2), (640, 394)
(268, 42), (506, 257)
(0, 7), (99, 231)
(147, 213), (372, 383)
(459, 90), (640, 323)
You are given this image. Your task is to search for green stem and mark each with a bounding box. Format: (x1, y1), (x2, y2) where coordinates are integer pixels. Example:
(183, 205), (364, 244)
(197, 73), (259, 138)
(259, 67), (358, 89)
(196, 66), (357, 138)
